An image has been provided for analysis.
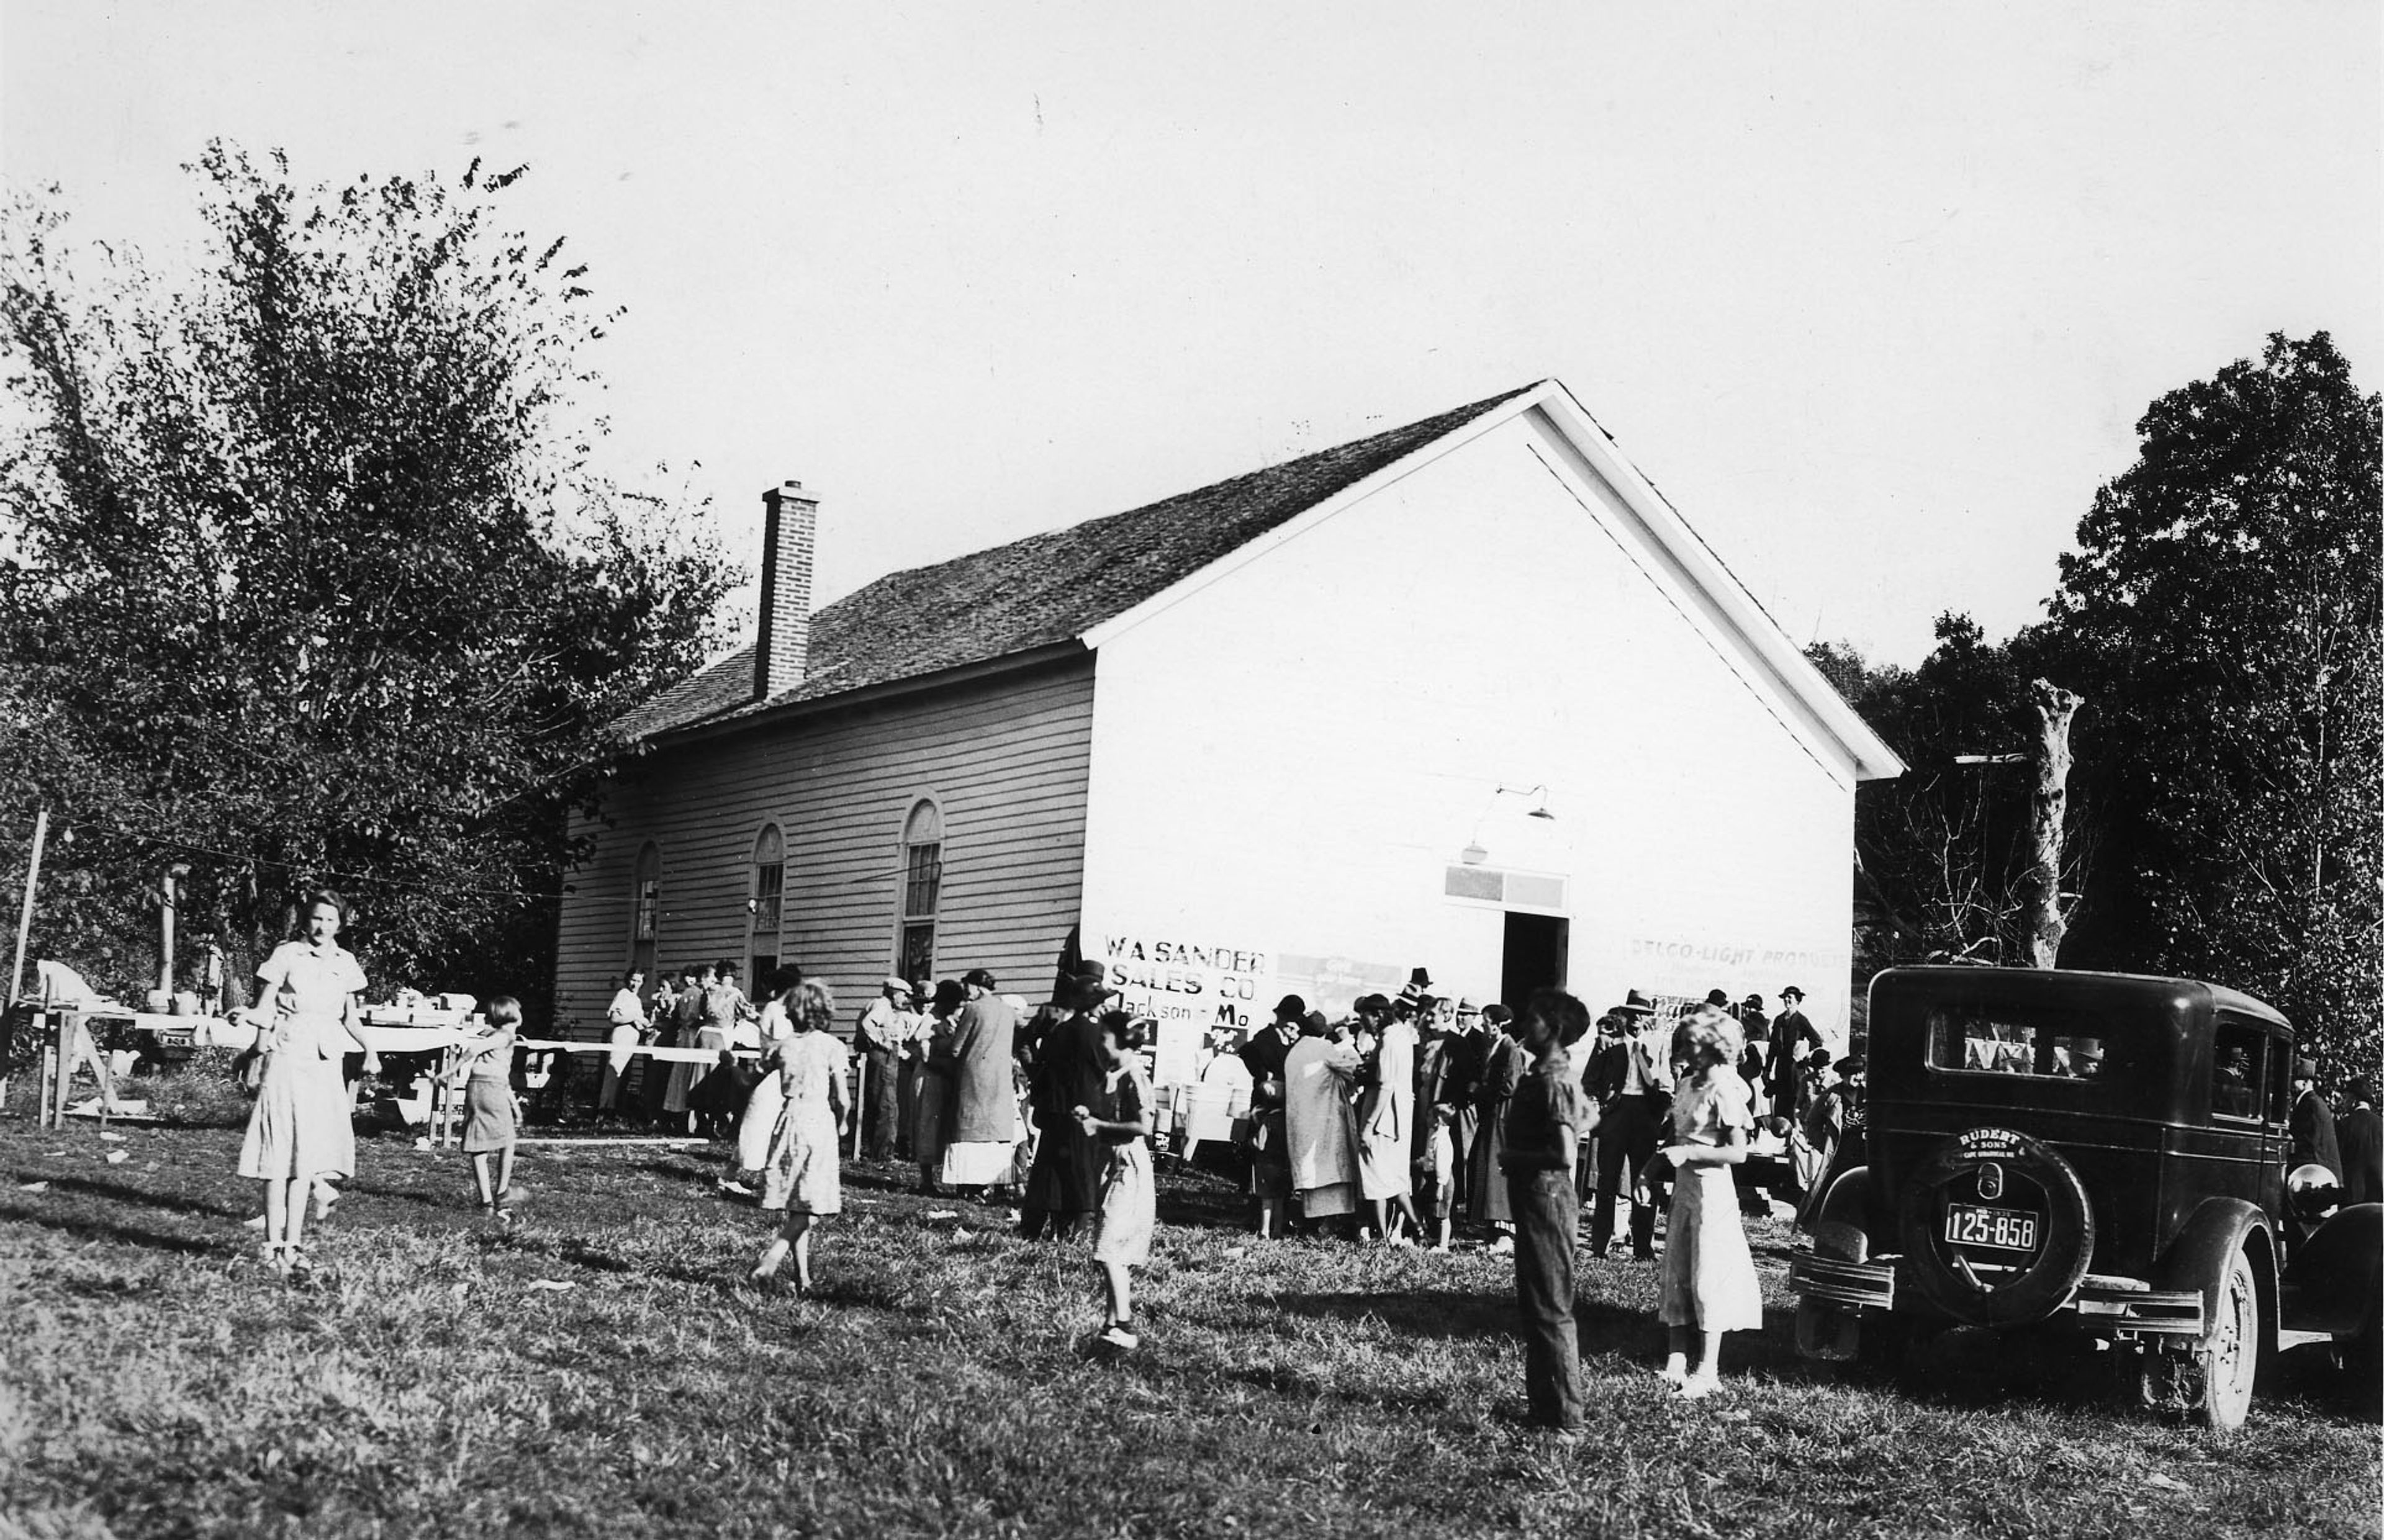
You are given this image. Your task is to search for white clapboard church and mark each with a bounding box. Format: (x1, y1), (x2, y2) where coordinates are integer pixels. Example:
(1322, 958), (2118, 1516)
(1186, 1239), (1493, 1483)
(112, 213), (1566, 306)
(553, 380), (1903, 1070)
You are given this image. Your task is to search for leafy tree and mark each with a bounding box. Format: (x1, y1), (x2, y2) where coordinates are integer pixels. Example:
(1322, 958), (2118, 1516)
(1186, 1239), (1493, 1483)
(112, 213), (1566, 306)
(2046, 331), (2382, 1071)
(0, 143), (734, 1016)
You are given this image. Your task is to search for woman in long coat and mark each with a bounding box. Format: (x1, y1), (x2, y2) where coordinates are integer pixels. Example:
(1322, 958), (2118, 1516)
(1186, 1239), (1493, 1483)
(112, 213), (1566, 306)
(938, 970), (1018, 1191)
(1358, 1003), (1425, 1245)
(1285, 1014), (1362, 1225)
(1466, 1004), (1524, 1242)
(1021, 981), (1112, 1239)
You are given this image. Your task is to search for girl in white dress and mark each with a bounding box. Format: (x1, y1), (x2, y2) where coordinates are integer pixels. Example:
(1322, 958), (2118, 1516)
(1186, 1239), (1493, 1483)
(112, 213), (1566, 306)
(1647, 1002), (1764, 1397)
(728, 972), (801, 1194)
(237, 891), (369, 1278)
(1075, 1011), (1156, 1350)
(751, 980), (849, 1294)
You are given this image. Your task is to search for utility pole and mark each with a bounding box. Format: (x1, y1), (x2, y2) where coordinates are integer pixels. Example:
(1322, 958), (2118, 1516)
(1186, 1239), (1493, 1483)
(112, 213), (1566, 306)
(160, 862), (191, 997)
(2023, 680), (2085, 969)
(9, 809), (49, 1008)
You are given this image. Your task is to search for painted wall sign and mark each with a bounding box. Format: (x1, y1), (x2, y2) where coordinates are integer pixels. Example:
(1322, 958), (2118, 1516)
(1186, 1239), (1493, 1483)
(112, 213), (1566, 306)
(1098, 934), (1272, 1029)
(1098, 932), (1415, 1087)
(1627, 935), (1835, 975)
(1614, 932), (1846, 1049)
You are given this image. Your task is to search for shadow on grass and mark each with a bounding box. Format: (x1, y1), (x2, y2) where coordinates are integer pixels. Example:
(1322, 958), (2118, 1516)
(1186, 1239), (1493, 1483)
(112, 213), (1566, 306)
(2266, 1338), (2384, 1423)
(0, 1202), (221, 1258)
(1216, 1359), (1463, 1416)
(42, 1173), (251, 1222)
(1272, 1287), (1514, 1339)
(1272, 1287), (1823, 1384)
(490, 1228), (721, 1290)
(628, 1156), (728, 1187)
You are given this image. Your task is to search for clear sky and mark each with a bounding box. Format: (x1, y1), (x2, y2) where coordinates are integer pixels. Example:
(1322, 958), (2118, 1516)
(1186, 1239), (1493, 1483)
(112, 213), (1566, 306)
(3, 2), (2377, 665)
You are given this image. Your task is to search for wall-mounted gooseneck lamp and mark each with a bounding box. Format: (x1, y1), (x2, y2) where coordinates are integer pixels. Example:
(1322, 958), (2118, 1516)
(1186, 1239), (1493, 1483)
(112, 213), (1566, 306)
(1461, 784), (1556, 865)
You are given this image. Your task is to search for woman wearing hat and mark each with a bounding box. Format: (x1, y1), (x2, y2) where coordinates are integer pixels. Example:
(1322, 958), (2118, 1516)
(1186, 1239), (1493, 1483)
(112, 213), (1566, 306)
(1358, 993), (1427, 1245)
(1240, 996), (1304, 1239)
(1466, 1004), (1525, 1250)
(911, 979), (965, 1194)
(941, 970), (1020, 1197)
(1021, 971), (1113, 1240)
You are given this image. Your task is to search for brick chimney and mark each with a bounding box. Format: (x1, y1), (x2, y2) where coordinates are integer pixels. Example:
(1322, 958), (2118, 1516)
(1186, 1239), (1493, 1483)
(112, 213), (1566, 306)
(754, 480), (816, 701)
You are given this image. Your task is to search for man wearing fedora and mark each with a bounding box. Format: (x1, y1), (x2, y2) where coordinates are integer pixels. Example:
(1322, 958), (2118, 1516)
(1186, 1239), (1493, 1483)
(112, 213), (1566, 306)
(1766, 986), (1824, 1111)
(2337, 1075), (2380, 1208)
(2290, 1055), (2344, 1183)
(1589, 990), (1671, 1260)
(856, 976), (916, 1161)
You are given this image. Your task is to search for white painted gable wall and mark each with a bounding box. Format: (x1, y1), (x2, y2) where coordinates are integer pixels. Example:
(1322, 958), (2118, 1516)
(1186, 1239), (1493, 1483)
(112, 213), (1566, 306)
(1077, 405), (1858, 1046)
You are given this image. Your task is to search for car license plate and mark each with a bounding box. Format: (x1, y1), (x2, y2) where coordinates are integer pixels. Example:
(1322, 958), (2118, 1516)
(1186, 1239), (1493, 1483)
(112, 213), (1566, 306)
(1944, 1202), (2038, 1252)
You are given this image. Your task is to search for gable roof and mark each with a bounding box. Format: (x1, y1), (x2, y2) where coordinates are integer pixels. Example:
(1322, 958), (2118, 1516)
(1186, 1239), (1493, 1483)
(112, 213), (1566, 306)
(617, 378), (1904, 783)
(616, 382), (1541, 741)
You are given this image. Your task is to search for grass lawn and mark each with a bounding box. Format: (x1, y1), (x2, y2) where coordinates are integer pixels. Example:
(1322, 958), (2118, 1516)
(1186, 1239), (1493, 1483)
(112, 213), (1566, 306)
(2, 1079), (2377, 1539)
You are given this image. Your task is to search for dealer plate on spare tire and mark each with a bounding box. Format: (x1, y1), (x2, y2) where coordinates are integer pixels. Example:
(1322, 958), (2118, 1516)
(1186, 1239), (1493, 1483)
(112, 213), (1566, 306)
(1944, 1202), (2038, 1252)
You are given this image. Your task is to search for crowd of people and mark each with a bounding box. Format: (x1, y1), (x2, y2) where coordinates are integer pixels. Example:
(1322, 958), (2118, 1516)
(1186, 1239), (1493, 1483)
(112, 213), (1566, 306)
(224, 909), (1160, 1351)
(1225, 976), (1860, 1260)
(215, 891), (2379, 1434)
(1211, 972), (1858, 1423)
(222, 890), (1849, 1422)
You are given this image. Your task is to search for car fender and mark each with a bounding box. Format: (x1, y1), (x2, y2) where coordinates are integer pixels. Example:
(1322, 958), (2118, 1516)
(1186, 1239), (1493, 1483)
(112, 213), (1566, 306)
(2157, 1198), (2277, 1349)
(2281, 1202), (2383, 1336)
(1806, 1165), (1875, 1263)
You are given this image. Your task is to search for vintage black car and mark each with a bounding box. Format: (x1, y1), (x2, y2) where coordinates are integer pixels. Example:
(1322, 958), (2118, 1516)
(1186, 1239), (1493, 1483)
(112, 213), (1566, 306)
(1790, 966), (2382, 1432)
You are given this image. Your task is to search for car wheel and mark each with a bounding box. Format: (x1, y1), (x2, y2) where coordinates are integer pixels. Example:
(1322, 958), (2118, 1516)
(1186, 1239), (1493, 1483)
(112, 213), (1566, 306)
(2194, 1242), (2260, 1434)
(1897, 1127), (2093, 1327)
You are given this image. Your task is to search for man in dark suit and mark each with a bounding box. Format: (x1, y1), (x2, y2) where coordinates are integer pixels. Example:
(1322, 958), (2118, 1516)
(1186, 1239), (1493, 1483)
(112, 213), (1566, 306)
(1438, 997), (1489, 1216)
(1578, 1009), (1629, 1201)
(1767, 986), (1824, 1110)
(2289, 1056), (2344, 1182)
(2337, 1075), (2381, 1207)
(1589, 992), (1669, 1260)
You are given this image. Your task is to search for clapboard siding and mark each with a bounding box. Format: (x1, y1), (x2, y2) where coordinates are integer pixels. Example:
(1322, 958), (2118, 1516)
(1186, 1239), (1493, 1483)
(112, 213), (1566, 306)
(556, 655), (1095, 1039)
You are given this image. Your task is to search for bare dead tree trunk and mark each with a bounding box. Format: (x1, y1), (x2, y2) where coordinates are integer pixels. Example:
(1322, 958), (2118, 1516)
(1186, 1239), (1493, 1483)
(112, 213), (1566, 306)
(2025, 679), (2084, 968)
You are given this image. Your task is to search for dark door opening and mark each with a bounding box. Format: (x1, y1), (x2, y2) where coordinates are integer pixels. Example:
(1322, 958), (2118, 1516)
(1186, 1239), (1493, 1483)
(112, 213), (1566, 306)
(1500, 913), (1570, 1011)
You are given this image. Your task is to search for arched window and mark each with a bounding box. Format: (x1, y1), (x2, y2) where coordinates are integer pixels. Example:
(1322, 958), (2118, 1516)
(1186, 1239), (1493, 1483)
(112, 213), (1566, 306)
(630, 842), (661, 981)
(750, 824), (784, 988)
(897, 799), (942, 981)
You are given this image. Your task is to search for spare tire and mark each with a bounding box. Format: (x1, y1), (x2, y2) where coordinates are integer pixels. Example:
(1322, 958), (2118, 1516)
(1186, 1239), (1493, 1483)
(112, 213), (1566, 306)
(1897, 1126), (2093, 1326)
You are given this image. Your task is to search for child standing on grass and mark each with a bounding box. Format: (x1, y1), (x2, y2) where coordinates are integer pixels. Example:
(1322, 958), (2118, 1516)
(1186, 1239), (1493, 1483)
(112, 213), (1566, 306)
(1074, 1011), (1155, 1351)
(1648, 1001), (1763, 1398)
(751, 979), (848, 1295)
(457, 997), (525, 1223)
(1499, 988), (1592, 1436)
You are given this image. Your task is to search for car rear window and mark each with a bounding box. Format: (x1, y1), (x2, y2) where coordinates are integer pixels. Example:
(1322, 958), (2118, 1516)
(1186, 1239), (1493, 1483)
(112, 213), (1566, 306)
(1924, 1006), (2109, 1080)
(2210, 1019), (2269, 1123)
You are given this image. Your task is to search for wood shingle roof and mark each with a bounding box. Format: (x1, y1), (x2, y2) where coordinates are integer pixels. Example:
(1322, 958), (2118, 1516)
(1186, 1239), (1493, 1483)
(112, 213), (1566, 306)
(617, 382), (1540, 742)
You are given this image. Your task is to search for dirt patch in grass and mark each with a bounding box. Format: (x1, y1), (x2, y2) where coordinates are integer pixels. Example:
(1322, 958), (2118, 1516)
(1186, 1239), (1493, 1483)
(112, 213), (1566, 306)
(1, 1112), (2375, 1539)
